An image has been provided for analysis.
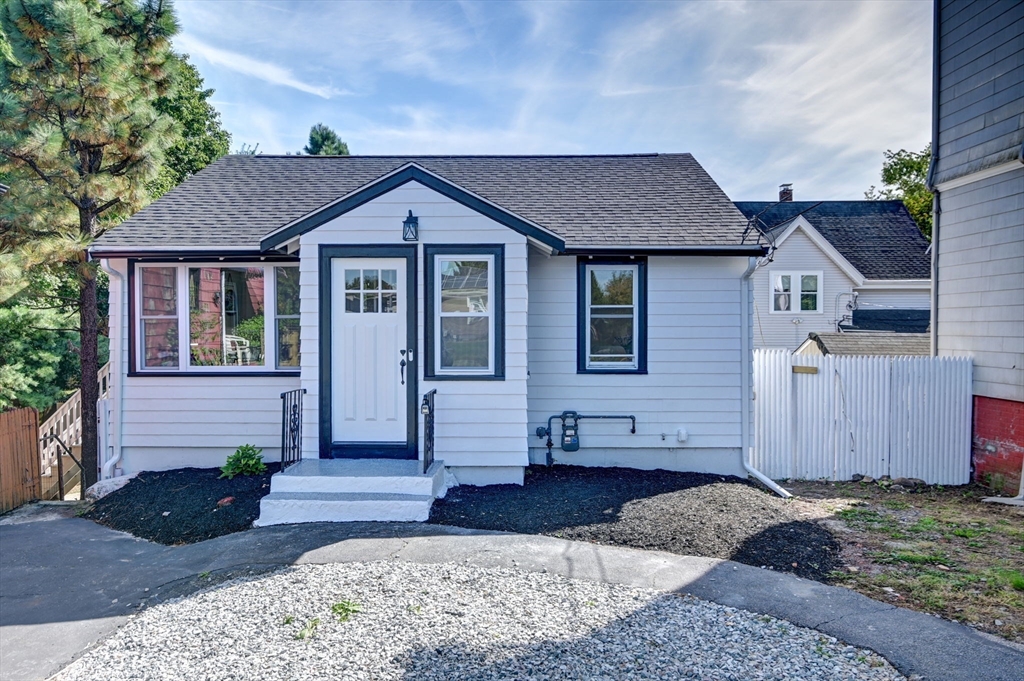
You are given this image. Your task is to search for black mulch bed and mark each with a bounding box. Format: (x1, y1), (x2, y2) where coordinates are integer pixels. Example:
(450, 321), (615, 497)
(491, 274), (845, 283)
(428, 465), (842, 582)
(83, 465), (279, 545)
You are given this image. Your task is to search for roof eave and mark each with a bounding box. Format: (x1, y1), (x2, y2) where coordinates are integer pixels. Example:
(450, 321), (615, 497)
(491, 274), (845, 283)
(562, 244), (766, 256)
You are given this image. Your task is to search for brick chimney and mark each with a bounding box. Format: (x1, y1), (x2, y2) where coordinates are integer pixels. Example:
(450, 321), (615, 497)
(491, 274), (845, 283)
(779, 183), (793, 202)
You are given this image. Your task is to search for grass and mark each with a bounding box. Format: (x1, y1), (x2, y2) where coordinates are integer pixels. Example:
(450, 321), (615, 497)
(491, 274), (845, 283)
(787, 480), (1024, 644)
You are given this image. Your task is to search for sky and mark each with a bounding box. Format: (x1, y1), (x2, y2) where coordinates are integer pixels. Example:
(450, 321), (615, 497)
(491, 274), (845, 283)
(173, 0), (933, 201)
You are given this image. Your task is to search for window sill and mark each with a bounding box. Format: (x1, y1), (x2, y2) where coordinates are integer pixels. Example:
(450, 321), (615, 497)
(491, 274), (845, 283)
(128, 370), (301, 378)
(578, 368), (648, 375)
(425, 373), (505, 381)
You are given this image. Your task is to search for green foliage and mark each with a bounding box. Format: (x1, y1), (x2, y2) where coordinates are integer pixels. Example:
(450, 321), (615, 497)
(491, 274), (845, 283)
(303, 123), (349, 156)
(219, 444), (266, 479)
(233, 314), (265, 351)
(331, 600), (361, 622)
(865, 145), (933, 239)
(294, 617), (320, 641)
(147, 55), (231, 198)
(0, 305), (108, 411)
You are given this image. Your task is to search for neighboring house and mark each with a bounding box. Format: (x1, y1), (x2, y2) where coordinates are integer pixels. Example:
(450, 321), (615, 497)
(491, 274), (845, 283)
(735, 196), (932, 350)
(930, 0), (1024, 495)
(89, 154), (769, 522)
(795, 332), (931, 357)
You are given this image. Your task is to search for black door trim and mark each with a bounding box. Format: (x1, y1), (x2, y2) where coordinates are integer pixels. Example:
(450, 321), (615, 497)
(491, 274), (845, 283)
(318, 244), (418, 459)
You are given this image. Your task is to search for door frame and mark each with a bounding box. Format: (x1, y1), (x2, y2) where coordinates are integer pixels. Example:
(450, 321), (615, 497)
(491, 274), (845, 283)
(318, 244), (418, 459)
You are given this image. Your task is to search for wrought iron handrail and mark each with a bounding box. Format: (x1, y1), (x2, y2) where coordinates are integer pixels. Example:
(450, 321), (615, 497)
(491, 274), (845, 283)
(280, 388), (306, 468)
(420, 389), (436, 474)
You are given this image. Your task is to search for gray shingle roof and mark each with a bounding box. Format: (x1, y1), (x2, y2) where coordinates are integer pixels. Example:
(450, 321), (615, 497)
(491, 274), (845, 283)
(92, 154), (753, 252)
(807, 332), (930, 356)
(733, 201), (931, 280)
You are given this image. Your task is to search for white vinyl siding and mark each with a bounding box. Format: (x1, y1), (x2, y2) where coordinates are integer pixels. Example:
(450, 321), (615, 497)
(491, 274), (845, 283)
(298, 181), (529, 470)
(752, 227), (858, 350)
(936, 167), (1024, 402)
(528, 253), (746, 475)
(855, 288), (931, 310)
(106, 259), (297, 475)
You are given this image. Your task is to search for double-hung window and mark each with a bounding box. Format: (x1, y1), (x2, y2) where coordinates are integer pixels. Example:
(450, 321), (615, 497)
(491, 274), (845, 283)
(133, 262), (301, 373)
(424, 245), (505, 379)
(770, 271), (822, 313)
(577, 258), (647, 373)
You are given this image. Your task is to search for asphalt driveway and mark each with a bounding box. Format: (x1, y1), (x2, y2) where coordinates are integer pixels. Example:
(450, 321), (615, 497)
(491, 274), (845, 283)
(2, 502), (1021, 681)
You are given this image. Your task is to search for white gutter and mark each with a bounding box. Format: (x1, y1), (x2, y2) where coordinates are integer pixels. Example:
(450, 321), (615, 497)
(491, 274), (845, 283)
(740, 256), (792, 498)
(98, 259), (124, 479)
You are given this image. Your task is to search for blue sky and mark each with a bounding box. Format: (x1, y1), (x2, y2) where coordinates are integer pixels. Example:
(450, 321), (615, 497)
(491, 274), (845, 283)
(174, 0), (932, 201)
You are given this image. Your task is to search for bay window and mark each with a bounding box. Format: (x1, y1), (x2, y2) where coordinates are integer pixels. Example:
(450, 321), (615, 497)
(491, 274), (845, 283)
(133, 262), (300, 373)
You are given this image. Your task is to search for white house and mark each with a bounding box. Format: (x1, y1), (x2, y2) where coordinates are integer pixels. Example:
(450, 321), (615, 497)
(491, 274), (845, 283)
(90, 154), (775, 523)
(734, 196), (931, 351)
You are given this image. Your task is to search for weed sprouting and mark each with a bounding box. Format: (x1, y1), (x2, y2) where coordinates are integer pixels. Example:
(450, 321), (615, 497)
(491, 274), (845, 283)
(294, 618), (320, 640)
(331, 600), (362, 622)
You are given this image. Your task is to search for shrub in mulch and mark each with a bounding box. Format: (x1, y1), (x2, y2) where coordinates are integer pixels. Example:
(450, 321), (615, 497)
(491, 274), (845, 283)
(83, 465), (279, 545)
(429, 465), (842, 582)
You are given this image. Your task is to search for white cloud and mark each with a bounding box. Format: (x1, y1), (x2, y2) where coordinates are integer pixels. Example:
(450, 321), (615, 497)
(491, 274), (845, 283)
(174, 34), (347, 99)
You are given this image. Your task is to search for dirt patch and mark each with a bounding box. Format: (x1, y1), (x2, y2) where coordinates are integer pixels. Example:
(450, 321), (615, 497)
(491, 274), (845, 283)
(428, 465), (842, 581)
(784, 480), (1024, 644)
(83, 465), (278, 545)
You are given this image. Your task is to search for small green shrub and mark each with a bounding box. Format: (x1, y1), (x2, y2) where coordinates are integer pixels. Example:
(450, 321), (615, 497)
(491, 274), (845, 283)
(331, 600), (361, 622)
(220, 444), (266, 479)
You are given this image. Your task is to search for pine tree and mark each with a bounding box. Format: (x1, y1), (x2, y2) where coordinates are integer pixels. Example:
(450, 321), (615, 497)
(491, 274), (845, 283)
(303, 123), (349, 156)
(0, 0), (180, 487)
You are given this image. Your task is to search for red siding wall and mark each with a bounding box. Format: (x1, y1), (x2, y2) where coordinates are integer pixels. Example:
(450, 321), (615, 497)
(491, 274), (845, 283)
(972, 396), (1023, 495)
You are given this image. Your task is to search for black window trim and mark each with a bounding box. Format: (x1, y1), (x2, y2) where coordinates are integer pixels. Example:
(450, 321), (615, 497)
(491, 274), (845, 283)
(424, 244), (505, 381)
(576, 256), (648, 375)
(127, 258), (301, 377)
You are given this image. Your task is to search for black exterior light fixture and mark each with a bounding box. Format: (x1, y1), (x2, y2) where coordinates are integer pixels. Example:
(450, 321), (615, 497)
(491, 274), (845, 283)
(402, 210), (419, 242)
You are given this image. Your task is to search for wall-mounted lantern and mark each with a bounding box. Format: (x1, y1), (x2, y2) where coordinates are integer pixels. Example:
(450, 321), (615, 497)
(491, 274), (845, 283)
(402, 210), (418, 242)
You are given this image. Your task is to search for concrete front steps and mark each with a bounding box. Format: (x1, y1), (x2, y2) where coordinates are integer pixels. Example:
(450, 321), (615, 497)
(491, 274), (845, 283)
(254, 459), (446, 526)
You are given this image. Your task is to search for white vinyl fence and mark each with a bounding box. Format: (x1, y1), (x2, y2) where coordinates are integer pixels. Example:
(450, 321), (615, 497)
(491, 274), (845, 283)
(753, 349), (972, 484)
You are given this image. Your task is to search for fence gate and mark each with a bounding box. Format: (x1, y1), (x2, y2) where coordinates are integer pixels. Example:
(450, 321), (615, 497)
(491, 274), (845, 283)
(0, 408), (42, 513)
(752, 349), (973, 484)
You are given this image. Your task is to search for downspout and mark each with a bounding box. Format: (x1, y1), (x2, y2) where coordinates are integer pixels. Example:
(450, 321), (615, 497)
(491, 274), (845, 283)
(741, 256), (792, 498)
(99, 259), (124, 479)
(926, 0), (940, 357)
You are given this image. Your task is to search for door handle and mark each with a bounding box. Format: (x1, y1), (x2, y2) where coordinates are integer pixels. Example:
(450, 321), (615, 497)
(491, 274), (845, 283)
(400, 359), (406, 385)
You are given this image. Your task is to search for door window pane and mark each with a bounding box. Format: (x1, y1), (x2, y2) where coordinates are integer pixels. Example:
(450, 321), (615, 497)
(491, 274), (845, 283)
(381, 269), (397, 290)
(345, 270), (360, 290)
(188, 267), (265, 367)
(363, 292), (379, 313)
(440, 317), (489, 368)
(139, 267), (179, 368)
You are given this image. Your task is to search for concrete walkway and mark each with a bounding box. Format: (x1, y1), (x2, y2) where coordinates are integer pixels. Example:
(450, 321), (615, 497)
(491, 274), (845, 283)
(1, 503), (1021, 681)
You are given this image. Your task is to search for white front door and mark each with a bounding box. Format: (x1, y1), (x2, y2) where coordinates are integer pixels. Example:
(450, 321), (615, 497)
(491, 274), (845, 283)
(331, 258), (409, 445)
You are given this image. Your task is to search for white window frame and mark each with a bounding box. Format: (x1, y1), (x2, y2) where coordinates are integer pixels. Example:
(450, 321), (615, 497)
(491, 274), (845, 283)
(434, 254), (495, 376)
(769, 270), (823, 314)
(134, 262), (300, 373)
(585, 263), (639, 370)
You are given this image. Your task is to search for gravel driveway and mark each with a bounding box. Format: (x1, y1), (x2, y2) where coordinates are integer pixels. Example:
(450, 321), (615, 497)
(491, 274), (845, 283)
(52, 561), (901, 681)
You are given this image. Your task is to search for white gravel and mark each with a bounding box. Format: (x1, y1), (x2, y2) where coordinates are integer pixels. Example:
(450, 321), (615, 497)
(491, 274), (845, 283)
(52, 561), (903, 681)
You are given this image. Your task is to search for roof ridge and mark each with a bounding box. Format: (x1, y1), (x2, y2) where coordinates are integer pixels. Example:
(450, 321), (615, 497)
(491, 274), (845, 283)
(227, 153), (678, 160)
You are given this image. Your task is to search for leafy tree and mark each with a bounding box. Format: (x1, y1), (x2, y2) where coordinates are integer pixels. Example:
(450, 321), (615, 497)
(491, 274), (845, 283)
(0, 305), (107, 412)
(865, 145), (933, 239)
(0, 0), (180, 486)
(148, 54), (231, 198)
(303, 123), (349, 156)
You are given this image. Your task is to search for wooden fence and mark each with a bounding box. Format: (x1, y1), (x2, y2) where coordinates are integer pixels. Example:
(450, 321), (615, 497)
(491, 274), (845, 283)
(1, 408), (42, 513)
